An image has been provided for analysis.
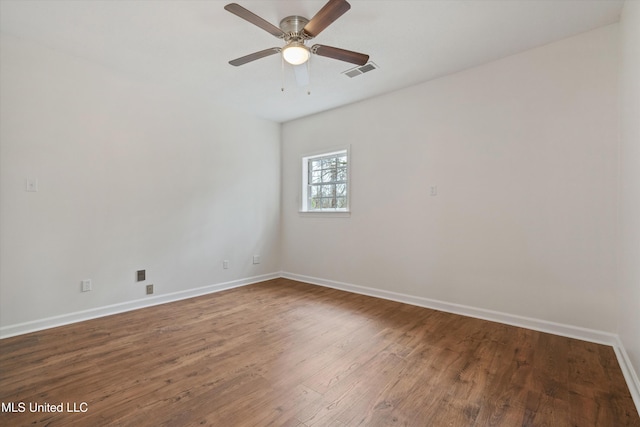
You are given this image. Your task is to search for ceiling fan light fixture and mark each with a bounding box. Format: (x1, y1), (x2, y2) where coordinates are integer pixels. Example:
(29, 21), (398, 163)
(282, 42), (310, 65)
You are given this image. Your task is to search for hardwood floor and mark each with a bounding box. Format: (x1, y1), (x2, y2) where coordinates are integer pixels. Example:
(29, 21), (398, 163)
(1, 278), (638, 426)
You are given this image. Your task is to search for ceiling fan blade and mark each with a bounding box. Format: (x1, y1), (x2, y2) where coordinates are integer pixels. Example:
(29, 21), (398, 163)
(224, 3), (285, 38)
(312, 44), (369, 66)
(303, 0), (351, 38)
(229, 48), (281, 66)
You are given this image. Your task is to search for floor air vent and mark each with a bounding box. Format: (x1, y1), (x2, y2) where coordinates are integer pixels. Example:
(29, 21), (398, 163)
(343, 62), (378, 78)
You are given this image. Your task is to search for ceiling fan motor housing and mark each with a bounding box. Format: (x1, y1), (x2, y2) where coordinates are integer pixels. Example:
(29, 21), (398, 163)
(280, 15), (309, 39)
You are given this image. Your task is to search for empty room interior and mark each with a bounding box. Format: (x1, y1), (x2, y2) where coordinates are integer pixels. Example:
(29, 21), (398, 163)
(1, 0), (639, 425)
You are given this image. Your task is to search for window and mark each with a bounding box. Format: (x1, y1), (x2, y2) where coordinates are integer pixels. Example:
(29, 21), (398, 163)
(301, 148), (349, 212)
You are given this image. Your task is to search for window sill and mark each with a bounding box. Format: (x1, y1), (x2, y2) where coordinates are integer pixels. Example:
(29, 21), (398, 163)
(298, 210), (351, 218)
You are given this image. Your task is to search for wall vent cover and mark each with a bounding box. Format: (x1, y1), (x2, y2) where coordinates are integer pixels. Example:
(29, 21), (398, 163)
(343, 62), (378, 78)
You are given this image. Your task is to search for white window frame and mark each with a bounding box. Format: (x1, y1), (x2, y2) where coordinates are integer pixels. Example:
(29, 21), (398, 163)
(301, 146), (350, 214)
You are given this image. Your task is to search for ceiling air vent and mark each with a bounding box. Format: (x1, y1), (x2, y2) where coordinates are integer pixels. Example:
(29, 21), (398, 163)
(343, 62), (378, 78)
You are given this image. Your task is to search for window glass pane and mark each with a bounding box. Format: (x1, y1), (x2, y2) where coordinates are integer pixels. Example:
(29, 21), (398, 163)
(311, 171), (322, 184)
(337, 167), (347, 181)
(311, 186), (320, 196)
(322, 170), (335, 183)
(336, 184), (346, 196)
(311, 160), (322, 171)
(322, 185), (335, 197)
(336, 197), (347, 208)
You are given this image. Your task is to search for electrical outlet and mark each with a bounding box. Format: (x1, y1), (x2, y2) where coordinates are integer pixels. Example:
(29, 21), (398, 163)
(223, 260), (229, 269)
(253, 255), (261, 264)
(146, 284), (154, 295)
(81, 279), (92, 292)
(137, 270), (146, 282)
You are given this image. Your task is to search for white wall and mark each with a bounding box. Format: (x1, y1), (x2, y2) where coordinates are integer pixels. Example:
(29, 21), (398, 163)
(282, 25), (620, 333)
(618, 0), (640, 392)
(0, 34), (281, 330)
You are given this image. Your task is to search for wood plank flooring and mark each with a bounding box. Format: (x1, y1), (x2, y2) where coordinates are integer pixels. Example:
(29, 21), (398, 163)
(1, 278), (638, 426)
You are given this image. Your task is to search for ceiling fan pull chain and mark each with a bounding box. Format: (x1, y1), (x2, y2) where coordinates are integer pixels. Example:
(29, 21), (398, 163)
(307, 59), (311, 95)
(281, 54), (285, 92)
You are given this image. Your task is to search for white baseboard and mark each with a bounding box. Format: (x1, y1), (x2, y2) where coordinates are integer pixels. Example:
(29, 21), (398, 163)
(0, 272), (280, 339)
(614, 337), (640, 417)
(281, 271), (640, 416)
(281, 272), (618, 344)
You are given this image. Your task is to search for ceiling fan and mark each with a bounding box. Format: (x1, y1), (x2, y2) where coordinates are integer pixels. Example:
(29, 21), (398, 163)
(224, 0), (369, 68)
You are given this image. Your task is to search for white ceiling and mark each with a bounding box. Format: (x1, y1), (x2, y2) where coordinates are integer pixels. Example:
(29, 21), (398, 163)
(0, 0), (625, 123)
